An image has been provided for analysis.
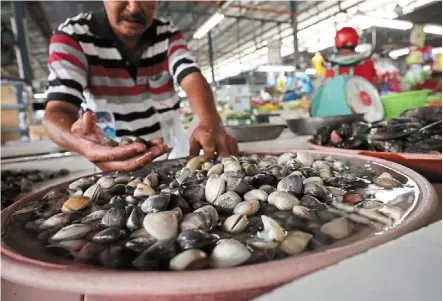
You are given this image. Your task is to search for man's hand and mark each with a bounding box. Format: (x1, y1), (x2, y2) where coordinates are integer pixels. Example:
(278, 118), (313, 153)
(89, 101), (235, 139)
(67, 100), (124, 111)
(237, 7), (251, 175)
(189, 120), (238, 159)
(73, 111), (169, 172)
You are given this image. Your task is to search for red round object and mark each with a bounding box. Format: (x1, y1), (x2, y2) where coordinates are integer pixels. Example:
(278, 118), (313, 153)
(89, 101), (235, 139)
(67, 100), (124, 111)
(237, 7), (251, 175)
(335, 27), (359, 49)
(359, 91), (372, 106)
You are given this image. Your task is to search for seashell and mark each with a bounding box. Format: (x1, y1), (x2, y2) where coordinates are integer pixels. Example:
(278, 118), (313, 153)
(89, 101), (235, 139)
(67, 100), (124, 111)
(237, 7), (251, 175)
(96, 191), (113, 205)
(194, 205), (219, 228)
(222, 170), (246, 180)
(180, 184), (205, 205)
(348, 213), (372, 225)
(264, 164), (288, 180)
(180, 212), (209, 232)
(125, 195), (141, 205)
(278, 152), (296, 166)
(303, 183), (330, 200)
(25, 218), (45, 232)
(221, 156), (240, 165)
(92, 227), (128, 244)
(205, 175), (226, 204)
(81, 210), (107, 224)
(223, 162), (242, 175)
(170, 206), (183, 222)
(127, 178), (142, 188)
(251, 174), (277, 187)
(114, 175), (130, 185)
(332, 161), (348, 172)
(109, 195), (125, 207)
(226, 176), (252, 195)
(96, 176), (115, 189)
(303, 177), (323, 186)
(47, 239), (87, 256)
(357, 199), (383, 210)
(129, 227), (151, 238)
(312, 160), (331, 171)
(101, 206), (126, 228)
(300, 195), (327, 210)
(292, 205), (316, 220)
(69, 178), (94, 191)
(246, 237), (279, 250)
(75, 242), (105, 262)
(207, 163), (224, 177)
(378, 205), (403, 223)
(132, 239), (178, 270)
(268, 191), (299, 210)
(108, 184), (126, 195)
(51, 224), (92, 241)
(331, 200), (355, 213)
(319, 168), (333, 181)
(277, 175), (303, 195)
(234, 200), (260, 216)
(143, 211), (178, 240)
(343, 192), (363, 204)
(258, 159), (273, 169)
(326, 186), (346, 196)
(98, 245), (134, 269)
(209, 239), (251, 269)
(83, 184), (100, 198)
(143, 172), (159, 188)
(40, 213), (70, 230)
(285, 159), (303, 172)
(296, 152), (314, 167)
(177, 229), (218, 251)
(126, 207), (145, 230)
(242, 163), (260, 176)
(170, 249), (208, 271)
(279, 231), (313, 255)
(223, 214), (249, 234)
(61, 196), (89, 213)
(257, 215), (286, 242)
(214, 191), (242, 213)
(202, 162), (214, 171)
(357, 208), (392, 225)
(125, 236), (157, 253)
(299, 167), (319, 178)
(186, 155), (205, 171)
(141, 193), (172, 213)
(374, 173), (402, 189)
(320, 217), (353, 239)
(259, 185), (276, 195)
(134, 183), (155, 197)
(244, 189), (268, 202)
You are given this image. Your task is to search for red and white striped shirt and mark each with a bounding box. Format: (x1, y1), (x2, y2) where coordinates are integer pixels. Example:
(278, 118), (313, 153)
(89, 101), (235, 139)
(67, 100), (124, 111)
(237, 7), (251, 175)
(45, 10), (200, 139)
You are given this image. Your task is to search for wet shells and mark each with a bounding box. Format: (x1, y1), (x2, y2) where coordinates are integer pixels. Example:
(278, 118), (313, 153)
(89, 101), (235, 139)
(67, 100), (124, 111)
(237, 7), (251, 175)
(299, 167), (319, 178)
(252, 174), (278, 187)
(207, 163), (224, 177)
(223, 214), (249, 234)
(257, 215), (286, 242)
(51, 224), (92, 241)
(180, 212), (209, 232)
(277, 175), (303, 195)
(125, 236), (157, 253)
(332, 161), (348, 172)
(205, 175), (226, 204)
(170, 207), (183, 221)
(303, 177), (323, 186)
(83, 184), (99, 199)
(143, 173), (159, 188)
(244, 189), (268, 202)
(300, 195), (327, 210)
(109, 195), (125, 207)
(296, 152), (314, 167)
(259, 185), (276, 195)
(114, 175), (130, 185)
(47, 239), (86, 256)
(143, 211), (178, 240)
(303, 183), (330, 200)
(319, 169), (333, 181)
(292, 205), (316, 220)
(234, 200), (260, 216)
(246, 237), (279, 250)
(132, 239), (178, 270)
(279, 231), (313, 255)
(177, 229), (218, 251)
(320, 217), (353, 239)
(40, 213), (70, 230)
(127, 178), (142, 188)
(214, 191), (242, 213)
(180, 184), (205, 204)
(96, 191), (112, 205)
(25, 219), (45, 232)
(357, 199), (383, 210)
(125, 195), (141, 205)
(194, 205), (219, 228)
(141, 194), (172, 214)
(343, 192), (363, 204)
(101, 207), (126, 228)
(209, 239), (251, 269)
(264, 164), (288, 180)
(98, 245), (134, 269)
(374, 173), (402, 189)
(226, 176), (252, 195)
(92, 227), (128, 244)
(326, 186), (347, 197)
(268, 191), (300, 210)
(170, 249), (207, 271)
(108, 184), (126, 196)
(75, 242), (105, 262)
(134, 183), (155, 197)
(130, 227), (151, 239)
(242, 163), (260, 176)
(81, 210), (107, 224)
(312, 160), (331, 171)
(285, 159), (303, 172)
(96, 176), (115, 189)
(378, 205), (403, 223)
(61, 196), (89, 213)
(202, 162), (214, 171)
(186, 155), (204, 171)
(278, 152), (296, 166)
(69, 178), (93, 191)
(127, 207), (145, 230)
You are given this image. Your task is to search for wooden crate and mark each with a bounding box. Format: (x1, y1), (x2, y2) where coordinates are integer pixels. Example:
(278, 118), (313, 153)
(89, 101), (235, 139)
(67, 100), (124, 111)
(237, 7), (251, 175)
(1, 132), (21, 144)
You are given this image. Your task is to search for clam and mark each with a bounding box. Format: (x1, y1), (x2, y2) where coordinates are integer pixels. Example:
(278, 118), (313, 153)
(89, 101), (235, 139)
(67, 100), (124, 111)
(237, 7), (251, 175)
(108, 184), (126, 195)
(257, 215), (286, 242)
(244, 189), (268, 202)
(202, 162), (214, 171)
(224, 161), (242, 173)
(143, 211), (178, 240)
(96, 176), (115, 189)
(268, 191), (299, 210)
(119, 137), (133, 145)
(223, 214), (249, 234)
(271, 211), (304, 230)
(127, 178), (142, 188)
(96, 191), (112, 205)
(300, 195), (327, 210)
(357, 208), (392, 225)
(170, 207), (183, 221)
(320, 217), (353, 239)
(109, 195), (125, 207)
(177, 229), (218, 251)
(75, 242), (105, 262)
(205, 175), (226, 203)
(125, 195), (141, 205)
(61, 196), (89, 213)
(357, 199), (383, 210)
(296, 152), (314, 167)
(114, 175), (130, 185)
(126, 207), (145, 230)
(343, 192), (363, 204)
(47, 239), (86, 256)
(378, 205), (403, 223)
(40, 213), (70, 230)
(278, 152), (296, 166)
(303, 183), (330, 201)
(134, 183), (155, 197)
(374, 172), (402, 189)
(234, 200), (260, 216)
(226, 176), (252, 195)
(141, 194), (172, 214)
(285, 159), (303, 172)
(92, 227), (128, 244)
(180, 184), (205, 205)
(303, 177), (323, 186)
(242, 163), (260, 176)
(326, 186), (346, 197)
(312, 160), (331, 171)
(292, 205), (316, 220)
(83, 184), (100, 198)
(209, 239), (251, 269)
(277, 175), (303, 195)
(101, 207), (126, 228)
(132, 239), (178, 270)
(207, 163), (224, 177)
(332, 161), (348, 172)
(264, 164), (289, 180)
(186, 155), (204, 171)
(259, 185), (276, 195)
(180, 212), (209, 232)
(279, 231), (313, 255)
(69, 178), (93, 191)
(214, 191), (242, 213)
(25, 218), (45, 232)
(252, 174), (278, 187)
(81, 210), (107, 224)
(299, 167), (319, 178)
(169, 249), (207, 271)
(130, 227), (151, 239)
(51, 224), (92, 241)
(246, 237), (279, 250)
(125, 236), (157, 253)
(194, 205), (219, 228)
(98, 245), (133, 269)
(319, 168), (333, 181)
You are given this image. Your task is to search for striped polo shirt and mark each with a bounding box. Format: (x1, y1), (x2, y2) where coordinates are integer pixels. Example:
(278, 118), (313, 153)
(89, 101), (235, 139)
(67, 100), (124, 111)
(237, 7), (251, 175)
(45, 10), (200, 139)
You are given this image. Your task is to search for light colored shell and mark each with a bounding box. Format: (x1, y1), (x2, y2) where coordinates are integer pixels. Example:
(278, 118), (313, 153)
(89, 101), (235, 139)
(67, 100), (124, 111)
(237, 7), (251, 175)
(268, 191), (299, 210)
(170, 249), (208, 271)
(176, 167), (194, 185)
(278, 152), (296, 166)
(114, 175), (130, 185)
(68, 178), (93, 190)
(61, 196), (89, 213)
(83, 184), (99, 198)
(134, 183), (155, 197)
(233, 200), (260, 216)
(319, 169), (333, 181)
(326, 186), (347, 196)
(194, 205), (219, 228)
(51, 224), (92, 241)
(214, 191), (242, 212)
(292, 205), (315, 220)
(320, 217), (353, 239)
(279, 231), (313, 255)
(244, 189), (268, 202)
(207, 163), (224, 177)
(129, 227), (152, 239)
(96, 176), (115, 189)
(170, 207), (183, 221)
(143, 173), (159, 188)
(40, 213), (70, 230)
(127, 178), (142, 188)
(378, 205), (403, 223)
(223, 214), (249, 234)
(180, 213), (208, 232)
(296, 152), (314, 167)
(242, 163), (260, 176)
(209, 239), (251, 269)
(143, 211), (178, 240)
(303, 177), (323, 186)
(332, 161), (347, 172)
(257, 215), (286, 242)
(186, 156), (205, 171)
(246, 237), (279, 250)
(81, 210), (107, 224)
(205, 175), (226, 203)
(224, 162), (242, 173)
(312, 160), (331, 171)
(202, 162), (214, 171)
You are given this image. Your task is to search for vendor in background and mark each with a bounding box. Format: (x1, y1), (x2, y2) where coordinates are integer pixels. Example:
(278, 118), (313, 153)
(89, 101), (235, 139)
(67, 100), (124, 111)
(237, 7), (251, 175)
(324, 27), (378, 89)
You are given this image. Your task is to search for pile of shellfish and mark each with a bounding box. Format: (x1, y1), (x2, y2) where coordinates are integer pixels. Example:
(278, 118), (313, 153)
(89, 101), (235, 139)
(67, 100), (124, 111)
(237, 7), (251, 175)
(19, 153), (406, 271)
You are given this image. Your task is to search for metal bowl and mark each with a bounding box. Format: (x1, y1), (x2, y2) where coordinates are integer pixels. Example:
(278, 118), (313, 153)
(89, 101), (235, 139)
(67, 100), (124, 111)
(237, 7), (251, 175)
(226, 124), (285, 142)
(286, 114), (364, 136)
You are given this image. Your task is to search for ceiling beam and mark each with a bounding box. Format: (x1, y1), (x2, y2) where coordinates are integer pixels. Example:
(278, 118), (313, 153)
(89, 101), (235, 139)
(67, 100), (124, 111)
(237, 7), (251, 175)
(25, 1), (52, 42)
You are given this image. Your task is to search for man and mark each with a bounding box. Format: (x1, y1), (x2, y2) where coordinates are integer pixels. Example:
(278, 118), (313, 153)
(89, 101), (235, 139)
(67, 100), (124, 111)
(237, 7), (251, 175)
(324, 27), (378, 88)
(43, 1), (238, 172)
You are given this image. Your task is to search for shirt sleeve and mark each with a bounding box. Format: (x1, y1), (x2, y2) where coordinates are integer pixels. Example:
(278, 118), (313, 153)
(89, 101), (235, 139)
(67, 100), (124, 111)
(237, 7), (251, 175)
(167, 27), (200, 85)
(45, 32), (88, 108)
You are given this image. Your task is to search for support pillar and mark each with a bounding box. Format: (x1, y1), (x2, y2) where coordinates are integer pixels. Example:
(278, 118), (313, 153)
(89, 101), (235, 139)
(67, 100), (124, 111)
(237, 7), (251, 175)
(289, 1), (299, 68)
(207, 31), (216, 85)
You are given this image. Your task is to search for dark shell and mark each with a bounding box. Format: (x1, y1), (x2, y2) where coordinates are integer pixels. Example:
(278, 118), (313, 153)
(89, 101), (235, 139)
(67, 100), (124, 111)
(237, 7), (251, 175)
(299, 167), (319, 178)
(226, 176), (253, 195)
(96, 191), (113, 205)
(92, 227), (128, 244)
(125, 236), (157, 253)
(101, 207), (126, 228)
(109, 196), (125, 207)
(98, 246), (136, 269)
(259, 203), (278, 216)
(285, 159), (303, 172)
(125, 195), (142, 205)
(303, 183), (331, 201)
(307, 230), (332, 250)
(180, 184), (205, 205)
(315, 210), (339, 223)
(177, 229), (218, 252)
(108, 184), (126, 195)
(140, 193), (172, 214)
(259, 184), (276, 195)
(300, 195), (327, 210)
(75, 242), (105, 262)
(271, 211), (304, 231)
(125, 186), (135, 195)
(132, 239), (178, 270)
(277, 175), (303, 195)
(213, 191), (242, 213)
(251, 174), (278, 187)
(126, 207), (145, 230)
(264, 164), (288, 180)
